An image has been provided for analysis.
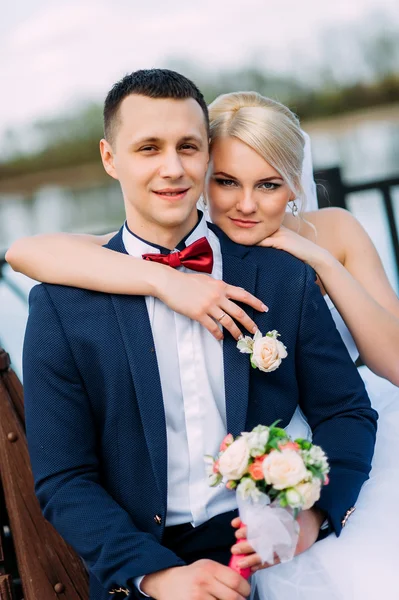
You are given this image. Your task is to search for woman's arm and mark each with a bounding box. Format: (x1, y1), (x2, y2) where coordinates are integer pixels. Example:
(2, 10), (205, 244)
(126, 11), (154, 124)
(6, 233), (267, 341)
(259, 209), (399, 385)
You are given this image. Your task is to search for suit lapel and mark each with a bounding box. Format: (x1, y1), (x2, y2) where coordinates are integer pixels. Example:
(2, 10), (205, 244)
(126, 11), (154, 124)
(106, 230), (167, 505)
(210, 226), (259, 438)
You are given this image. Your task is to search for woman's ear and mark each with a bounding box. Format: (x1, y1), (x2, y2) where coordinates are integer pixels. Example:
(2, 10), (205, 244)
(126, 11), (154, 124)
(100, 139), (118, 180)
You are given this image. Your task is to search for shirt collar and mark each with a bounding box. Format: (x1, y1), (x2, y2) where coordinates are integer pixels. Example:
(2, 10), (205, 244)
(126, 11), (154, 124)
(122, 210), (209, 259)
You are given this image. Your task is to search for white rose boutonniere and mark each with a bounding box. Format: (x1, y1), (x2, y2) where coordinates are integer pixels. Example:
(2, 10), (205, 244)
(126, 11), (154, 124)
(237, 330), (287, 373)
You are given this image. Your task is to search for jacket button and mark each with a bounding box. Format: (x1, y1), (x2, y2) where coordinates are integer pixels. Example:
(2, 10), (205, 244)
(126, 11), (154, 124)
(341, 506), (356, 527)
(154, 514), (162, 525)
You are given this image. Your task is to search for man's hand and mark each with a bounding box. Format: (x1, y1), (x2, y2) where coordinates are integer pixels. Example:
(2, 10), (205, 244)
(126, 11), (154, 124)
(230, 508), (326, 572)
(141, 559), (251, 599)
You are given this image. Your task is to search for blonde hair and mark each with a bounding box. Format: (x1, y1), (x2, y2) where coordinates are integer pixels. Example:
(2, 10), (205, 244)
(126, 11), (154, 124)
(208, 91), (305, 207)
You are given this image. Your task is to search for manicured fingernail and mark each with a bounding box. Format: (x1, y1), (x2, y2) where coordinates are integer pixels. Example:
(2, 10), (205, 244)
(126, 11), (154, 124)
(237, 334), (244, 341)
(237, 560), (247, 568)
(262, 304), (269, 312)
(252, 326), (258, 333)
(231, 546), (239, 554)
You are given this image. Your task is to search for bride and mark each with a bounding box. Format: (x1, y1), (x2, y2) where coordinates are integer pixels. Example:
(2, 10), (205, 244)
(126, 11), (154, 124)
(7, 91), (399, 598)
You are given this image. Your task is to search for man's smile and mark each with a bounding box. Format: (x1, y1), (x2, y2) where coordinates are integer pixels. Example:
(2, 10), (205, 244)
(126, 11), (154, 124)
(153, 188), (190, 200)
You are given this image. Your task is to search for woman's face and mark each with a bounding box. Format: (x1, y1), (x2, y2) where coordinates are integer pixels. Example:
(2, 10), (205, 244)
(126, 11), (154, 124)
(206, 136), (295, 245)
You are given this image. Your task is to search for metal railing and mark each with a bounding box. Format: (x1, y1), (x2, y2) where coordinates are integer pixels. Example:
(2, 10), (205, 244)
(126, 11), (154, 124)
(0, 256), (28, 304)
(315, 167), (399, 282)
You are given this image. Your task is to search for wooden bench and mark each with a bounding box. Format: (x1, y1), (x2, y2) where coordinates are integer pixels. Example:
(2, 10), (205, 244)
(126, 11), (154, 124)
(0, 348), (89, 599)
(0, 516), (14, 600)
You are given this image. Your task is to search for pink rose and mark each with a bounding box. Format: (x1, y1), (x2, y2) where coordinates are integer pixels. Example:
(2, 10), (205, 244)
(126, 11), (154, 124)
(279, 441), (300, 452)
(226, 480), (237, 490)
(248, 456), (266, 481)
(220, 433), (234, 452)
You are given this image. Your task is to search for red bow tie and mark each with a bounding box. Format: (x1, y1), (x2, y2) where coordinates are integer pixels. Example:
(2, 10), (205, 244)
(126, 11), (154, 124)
(142, 236), (214, 274)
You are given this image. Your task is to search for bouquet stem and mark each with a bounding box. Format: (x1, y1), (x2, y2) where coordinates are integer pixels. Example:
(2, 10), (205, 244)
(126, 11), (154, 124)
(229, 552), (251, 580)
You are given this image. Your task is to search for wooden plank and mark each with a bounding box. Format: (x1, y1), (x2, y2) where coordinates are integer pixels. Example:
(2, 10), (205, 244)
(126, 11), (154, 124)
(0, 352), (24, 429)
(0, 574), (13, 600)
(0, 379), (89, 600)
(0, 524), (4, 569)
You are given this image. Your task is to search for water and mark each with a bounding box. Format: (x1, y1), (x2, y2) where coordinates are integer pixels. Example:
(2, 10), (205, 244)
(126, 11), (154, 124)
(1, 109), (399, 374)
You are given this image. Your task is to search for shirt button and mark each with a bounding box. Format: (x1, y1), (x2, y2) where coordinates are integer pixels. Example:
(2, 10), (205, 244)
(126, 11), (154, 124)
(154, 514), (162, 525)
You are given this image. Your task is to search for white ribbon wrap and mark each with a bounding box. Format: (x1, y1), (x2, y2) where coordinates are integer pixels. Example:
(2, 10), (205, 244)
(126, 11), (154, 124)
(237, 492), (300, 564)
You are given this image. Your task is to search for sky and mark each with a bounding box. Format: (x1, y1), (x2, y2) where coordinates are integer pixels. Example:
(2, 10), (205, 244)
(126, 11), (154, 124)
(1, 0), (398, 141)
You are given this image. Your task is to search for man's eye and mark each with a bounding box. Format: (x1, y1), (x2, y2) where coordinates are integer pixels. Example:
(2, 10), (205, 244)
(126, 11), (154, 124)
(180, 144), (197, 151)
(215, 178), (237, 187)
(139, 146), (157, 152)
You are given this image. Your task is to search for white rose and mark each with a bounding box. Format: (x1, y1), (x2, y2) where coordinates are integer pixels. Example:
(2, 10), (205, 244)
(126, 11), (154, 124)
(296, 479), (322, 510)
(303, 446), (329, 474)
(251, 331), (288, 373)
(218, 437), (250, 480)
(286, 488), (303, 509)
(243, 425), (270, 457)
(262, 449), (308, 490)
(237, 478), (262, 502)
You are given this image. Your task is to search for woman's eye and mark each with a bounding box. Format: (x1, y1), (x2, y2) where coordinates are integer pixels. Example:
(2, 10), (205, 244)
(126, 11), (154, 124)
(215, 178), (237, 187)
(259, 182), (280, 190)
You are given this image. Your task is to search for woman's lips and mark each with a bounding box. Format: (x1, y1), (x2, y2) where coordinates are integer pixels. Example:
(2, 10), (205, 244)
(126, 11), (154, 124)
(229, 218), (260, 229)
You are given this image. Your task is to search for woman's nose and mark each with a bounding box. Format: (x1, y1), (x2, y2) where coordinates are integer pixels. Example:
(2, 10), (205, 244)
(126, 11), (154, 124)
(237, 189), (257, 214)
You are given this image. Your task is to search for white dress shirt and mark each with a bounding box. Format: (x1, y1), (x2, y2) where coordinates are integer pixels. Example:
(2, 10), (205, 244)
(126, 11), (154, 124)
(122, 214), (237, 532)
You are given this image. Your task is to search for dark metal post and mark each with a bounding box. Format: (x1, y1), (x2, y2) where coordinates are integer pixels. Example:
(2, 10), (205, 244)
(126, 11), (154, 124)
(381, 185), (399, 284)
(314, 167), (348, 210)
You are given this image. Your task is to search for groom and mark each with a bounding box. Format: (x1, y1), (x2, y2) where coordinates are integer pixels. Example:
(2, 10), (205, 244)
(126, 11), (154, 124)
(23, 69), (377, 600)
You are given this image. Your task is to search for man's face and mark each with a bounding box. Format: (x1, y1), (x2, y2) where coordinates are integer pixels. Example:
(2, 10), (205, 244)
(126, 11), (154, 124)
(101, 94), (209, 246)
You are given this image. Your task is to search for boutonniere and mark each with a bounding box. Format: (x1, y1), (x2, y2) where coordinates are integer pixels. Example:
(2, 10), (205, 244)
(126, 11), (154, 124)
(237, 330), (287, 373)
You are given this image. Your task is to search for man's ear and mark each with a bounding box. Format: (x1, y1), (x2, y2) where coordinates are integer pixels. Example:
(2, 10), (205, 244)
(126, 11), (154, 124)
(100, 139), (118, 180)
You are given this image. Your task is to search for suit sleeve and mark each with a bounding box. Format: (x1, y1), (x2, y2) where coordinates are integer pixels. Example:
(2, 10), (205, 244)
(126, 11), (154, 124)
(23, 285), (184, 595)
(295, 266), (377, 535)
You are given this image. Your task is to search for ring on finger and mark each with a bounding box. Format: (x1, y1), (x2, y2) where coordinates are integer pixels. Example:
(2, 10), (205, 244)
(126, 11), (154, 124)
(217, 312), (227, 322)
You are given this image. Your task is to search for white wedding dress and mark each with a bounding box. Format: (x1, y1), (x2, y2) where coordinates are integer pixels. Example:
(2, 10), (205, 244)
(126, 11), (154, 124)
(252, 294), (399, 600)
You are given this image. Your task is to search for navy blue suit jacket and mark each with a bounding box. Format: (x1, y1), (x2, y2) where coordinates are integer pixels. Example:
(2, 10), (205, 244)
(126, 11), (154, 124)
(23, 225), (377, 599)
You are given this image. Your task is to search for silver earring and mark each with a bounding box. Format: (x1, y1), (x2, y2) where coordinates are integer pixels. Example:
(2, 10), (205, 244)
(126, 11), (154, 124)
(291, 200), (299, 217)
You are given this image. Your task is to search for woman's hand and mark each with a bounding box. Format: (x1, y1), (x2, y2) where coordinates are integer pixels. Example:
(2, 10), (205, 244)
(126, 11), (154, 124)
(258, 226), (329, 271)
(230, 509), (325, 572)
(155, 269), (268, 341)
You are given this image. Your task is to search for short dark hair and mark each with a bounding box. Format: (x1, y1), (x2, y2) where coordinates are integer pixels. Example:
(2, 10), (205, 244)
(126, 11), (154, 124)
(103, 68), (209, 143)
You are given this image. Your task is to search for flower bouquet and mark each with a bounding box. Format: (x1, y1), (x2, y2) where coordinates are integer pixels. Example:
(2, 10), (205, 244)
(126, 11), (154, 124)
(205, 423), (329, 578)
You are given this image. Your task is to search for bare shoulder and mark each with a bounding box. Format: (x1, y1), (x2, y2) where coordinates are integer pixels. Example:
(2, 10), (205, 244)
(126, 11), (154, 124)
(303, 208), (366, 259)
(304, 207), (358, 230)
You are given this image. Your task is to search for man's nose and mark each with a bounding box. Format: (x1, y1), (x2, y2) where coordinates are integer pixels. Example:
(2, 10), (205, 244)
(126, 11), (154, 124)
(237, 189), (257, 214)
(159, 150), (185, 179)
